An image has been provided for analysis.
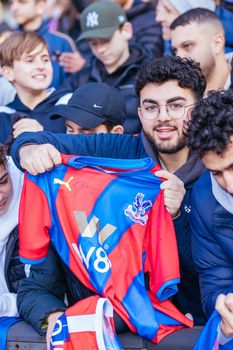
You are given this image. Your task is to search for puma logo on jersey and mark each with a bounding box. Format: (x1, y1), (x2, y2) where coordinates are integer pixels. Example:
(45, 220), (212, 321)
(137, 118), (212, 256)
(53, 176), (74, 191)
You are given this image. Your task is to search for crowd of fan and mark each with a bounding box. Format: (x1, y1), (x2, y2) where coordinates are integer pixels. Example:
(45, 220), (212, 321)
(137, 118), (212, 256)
(1, 0), (233, 349)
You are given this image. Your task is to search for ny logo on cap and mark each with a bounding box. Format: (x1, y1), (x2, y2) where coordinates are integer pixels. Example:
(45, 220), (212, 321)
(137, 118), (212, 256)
(86, 12), (99, 27)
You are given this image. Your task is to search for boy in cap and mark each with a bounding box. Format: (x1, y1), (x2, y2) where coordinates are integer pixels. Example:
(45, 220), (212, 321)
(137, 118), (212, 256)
(62, 1), (150, 134)
(9, 0), (85, 87)
(52, 82), (125, 135)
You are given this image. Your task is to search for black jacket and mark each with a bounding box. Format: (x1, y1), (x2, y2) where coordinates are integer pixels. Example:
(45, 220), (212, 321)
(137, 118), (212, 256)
(127, 0), (163, 58)
(5, 227), (25, 293)
(62, 45), (151, 134)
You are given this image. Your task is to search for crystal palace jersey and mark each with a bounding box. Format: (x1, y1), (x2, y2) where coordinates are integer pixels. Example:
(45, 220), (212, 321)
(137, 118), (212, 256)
(19, 155), (192, 344)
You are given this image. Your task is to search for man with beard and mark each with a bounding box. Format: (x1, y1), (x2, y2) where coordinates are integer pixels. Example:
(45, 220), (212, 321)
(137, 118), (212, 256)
(171, 8), (232, 93)
(12, 56), (207, 328)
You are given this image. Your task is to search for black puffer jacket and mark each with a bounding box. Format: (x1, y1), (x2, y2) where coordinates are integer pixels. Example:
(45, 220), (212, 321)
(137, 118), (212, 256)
(127, 0), (163, 58)
(5, 227), (26, 293)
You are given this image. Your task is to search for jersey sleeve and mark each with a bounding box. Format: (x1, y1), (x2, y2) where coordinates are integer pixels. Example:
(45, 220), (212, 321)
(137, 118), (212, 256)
(144, 191), (180, 301)
(19, 173), (51, 264)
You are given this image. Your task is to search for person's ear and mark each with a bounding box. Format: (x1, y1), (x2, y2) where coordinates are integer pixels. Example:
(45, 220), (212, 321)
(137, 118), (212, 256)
(121, 22), (133, 40)
(110, 125), (124, 134)
(138, 106), (143, 123)
(186, 106), (195, 122)
(2, 66), (14, 83)
(212, 33), (225, 55)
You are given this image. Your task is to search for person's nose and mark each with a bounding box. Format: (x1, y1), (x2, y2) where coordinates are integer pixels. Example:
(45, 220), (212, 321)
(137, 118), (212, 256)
(156, 105), (171, 122)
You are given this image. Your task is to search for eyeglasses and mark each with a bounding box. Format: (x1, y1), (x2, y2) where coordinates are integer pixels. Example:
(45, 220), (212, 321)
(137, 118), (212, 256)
(139, 102), (196, 120)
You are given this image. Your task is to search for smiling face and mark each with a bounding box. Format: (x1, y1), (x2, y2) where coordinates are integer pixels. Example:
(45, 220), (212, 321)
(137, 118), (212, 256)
(0, 165), (13, 215)
(138, 80), (195, 155)
(3, 44), (53, 94)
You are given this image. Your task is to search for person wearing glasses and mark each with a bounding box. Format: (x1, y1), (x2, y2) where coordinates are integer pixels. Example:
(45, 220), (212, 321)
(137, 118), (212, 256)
(13, 56), (207, 335)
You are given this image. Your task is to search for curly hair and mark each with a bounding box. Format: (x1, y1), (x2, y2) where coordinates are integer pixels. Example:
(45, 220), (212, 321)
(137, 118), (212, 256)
(187, 89), (233, 156)
(0, 143), (7, 169)
(135, 56), (206, 101)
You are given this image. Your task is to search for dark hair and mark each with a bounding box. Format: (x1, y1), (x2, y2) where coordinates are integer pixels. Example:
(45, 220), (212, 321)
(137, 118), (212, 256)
(135, 56), (206, 101)
(188, 89), (233, 156)
(103, 120), (119, 132)
(0, 144), (7, 169)
(170, 8), (222, 31)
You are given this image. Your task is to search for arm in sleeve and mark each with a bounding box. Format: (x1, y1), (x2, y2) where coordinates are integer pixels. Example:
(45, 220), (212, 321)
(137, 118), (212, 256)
(17, 246), (68, 335)
(191, 182), (233, 318)
(10, 131), (143, 170)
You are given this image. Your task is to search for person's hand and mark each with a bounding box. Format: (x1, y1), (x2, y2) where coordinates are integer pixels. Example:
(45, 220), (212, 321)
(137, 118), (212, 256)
(59, 52), (86, 73)
(46, 311), (64, 350)
(154, 170), (186, 218)
(216, 293), (233, 337)
(13, 119), (43, 138)
(19, 144), (62, 175)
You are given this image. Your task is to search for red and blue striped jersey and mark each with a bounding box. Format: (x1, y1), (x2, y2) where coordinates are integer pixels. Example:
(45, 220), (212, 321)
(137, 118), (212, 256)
(19, 155), (192, 343)
(194, 310), (233, 350)
(50, 296), (121, 350)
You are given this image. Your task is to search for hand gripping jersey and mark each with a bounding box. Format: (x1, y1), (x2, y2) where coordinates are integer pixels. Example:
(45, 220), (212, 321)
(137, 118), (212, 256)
(50, 296), (121, 350)
(19, 155), (192, 345)
(193, 310), (233, 350)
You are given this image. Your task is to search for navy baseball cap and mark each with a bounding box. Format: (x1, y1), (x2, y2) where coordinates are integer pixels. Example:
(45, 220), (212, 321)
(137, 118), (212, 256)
(51, 82), (127, 128)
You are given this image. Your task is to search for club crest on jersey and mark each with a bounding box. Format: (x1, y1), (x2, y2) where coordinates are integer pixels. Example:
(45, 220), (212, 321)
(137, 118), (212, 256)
(124, 193), (152, 225)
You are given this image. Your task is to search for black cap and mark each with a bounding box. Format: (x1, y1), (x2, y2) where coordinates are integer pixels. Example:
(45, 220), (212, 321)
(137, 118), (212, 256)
(51, 82), (127, 128)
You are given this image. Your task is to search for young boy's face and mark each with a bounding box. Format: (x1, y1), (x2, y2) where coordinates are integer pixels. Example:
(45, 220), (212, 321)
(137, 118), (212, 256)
(9, 0), (45, 26)
(4, 44), (53, 93)
(88, 26), (130, 73)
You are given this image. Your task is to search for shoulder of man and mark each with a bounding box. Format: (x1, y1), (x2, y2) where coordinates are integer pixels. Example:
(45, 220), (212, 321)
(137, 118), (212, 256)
(192, 171), (217, 218)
